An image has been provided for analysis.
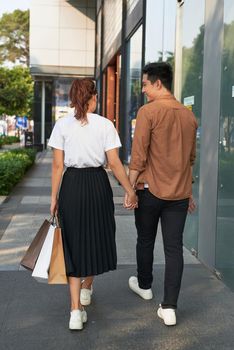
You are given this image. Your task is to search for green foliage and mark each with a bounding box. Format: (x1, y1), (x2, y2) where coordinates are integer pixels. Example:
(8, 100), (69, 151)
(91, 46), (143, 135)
(0, 148), (36, 195)
(0, 66), (33, 115)
(0, 136), (20, 148)
(0, 10), (29, 66)
(181, 25), (205, 122)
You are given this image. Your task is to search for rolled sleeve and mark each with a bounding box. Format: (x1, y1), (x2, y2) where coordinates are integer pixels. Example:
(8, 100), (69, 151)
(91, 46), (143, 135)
(48, 121), (64, 150)
(129, 107), (151, 171)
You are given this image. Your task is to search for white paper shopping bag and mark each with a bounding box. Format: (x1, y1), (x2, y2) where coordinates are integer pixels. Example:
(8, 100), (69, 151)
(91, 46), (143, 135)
(32, 224), (55, 283)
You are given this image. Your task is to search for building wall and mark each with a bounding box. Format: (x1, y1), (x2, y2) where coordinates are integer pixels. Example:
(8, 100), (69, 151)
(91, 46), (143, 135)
(30, 0), (95, 76)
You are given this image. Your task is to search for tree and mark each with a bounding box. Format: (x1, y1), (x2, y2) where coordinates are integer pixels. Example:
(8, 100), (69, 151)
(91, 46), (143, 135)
(0, 10), (29, 66)
(181, 25), (205, 122)
(0, 66), (33, 116)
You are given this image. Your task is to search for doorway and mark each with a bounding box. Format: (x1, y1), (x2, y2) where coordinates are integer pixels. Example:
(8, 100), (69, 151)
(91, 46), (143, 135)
(103, 54), (121, 132)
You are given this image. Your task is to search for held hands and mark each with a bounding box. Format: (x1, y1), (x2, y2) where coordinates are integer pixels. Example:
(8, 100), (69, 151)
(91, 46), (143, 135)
(123, 190), (138, 210)
(188, 195), (196, 214)
(50, 197), (58, 216)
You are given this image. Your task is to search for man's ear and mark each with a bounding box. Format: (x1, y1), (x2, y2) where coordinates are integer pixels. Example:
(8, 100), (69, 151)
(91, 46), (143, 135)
(154, 79), (162, 90)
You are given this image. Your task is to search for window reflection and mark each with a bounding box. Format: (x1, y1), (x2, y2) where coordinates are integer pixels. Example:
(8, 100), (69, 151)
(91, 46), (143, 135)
(216, 0), (234, 290)
(145, 0), (176, 66)
(126, 25), (142, 162)
(96, 10), (102, 68)
(127, 0), (139, 16)
(54, 78), (74, 121)
(181, 0), (205, 252)
(145, 0), (163, 63)
(103, 0), (122, 56)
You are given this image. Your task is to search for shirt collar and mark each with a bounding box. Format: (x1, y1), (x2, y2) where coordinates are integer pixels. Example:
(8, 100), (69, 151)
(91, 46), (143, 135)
(154, 94), (176, 101)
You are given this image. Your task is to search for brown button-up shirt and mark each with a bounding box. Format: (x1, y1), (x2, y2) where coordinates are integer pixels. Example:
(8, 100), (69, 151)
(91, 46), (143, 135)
(129, 95), (198, 200)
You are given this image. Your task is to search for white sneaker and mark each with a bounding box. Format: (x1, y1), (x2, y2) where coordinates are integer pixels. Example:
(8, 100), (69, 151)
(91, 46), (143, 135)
(157, 304), (176, 326)
(69, 309), (87, 330)
(80, 285), (93, 306)
(128, 276), (153, 300)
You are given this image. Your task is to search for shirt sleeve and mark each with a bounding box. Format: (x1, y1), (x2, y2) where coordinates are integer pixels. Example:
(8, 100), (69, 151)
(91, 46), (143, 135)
(104, 120), (122, 151)
(129, 107), (151, 172)
(47, 121), (64, 150)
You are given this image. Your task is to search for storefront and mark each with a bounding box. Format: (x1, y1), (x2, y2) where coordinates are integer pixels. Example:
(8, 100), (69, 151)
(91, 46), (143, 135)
(96, 0), (234, 291)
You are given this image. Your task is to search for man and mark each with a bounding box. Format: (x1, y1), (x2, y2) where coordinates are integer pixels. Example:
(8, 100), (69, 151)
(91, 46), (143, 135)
(128, 62), (197, 326)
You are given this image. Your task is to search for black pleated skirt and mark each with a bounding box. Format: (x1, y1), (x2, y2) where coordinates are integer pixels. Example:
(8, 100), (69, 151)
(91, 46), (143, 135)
(58, 166), (117, 278)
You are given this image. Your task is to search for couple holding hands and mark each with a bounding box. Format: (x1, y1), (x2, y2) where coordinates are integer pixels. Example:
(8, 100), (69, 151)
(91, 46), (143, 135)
(48, 62), (197, 330)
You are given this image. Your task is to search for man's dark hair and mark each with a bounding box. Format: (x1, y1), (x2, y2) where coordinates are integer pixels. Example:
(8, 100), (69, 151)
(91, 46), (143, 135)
(142, 62), (173, 91)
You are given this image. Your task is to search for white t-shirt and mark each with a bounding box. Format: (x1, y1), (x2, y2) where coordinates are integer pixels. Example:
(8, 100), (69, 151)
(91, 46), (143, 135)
(48, 113), (121, 168)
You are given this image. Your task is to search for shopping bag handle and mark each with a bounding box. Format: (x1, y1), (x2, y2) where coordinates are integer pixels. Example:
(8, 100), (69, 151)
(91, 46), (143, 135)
(50, 215), (60, 227)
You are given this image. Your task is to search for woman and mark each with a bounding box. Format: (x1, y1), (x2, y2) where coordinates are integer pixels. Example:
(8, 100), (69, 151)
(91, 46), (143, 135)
(48, 78), (137, 331)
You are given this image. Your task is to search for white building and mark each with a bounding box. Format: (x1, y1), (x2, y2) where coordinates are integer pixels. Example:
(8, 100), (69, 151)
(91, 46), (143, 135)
(29, 0), (95, 149)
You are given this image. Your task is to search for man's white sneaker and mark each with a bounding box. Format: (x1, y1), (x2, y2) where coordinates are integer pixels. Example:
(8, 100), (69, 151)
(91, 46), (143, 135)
(69, 309), (87, 330)
(157, 304), (176, 326)
(128, 276), (153, 300)
(80, 285), (93, 306)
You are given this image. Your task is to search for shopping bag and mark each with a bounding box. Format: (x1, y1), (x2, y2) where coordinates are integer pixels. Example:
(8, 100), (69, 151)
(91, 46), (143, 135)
(20, 219), (51, 271)
(32, 223), (55, 283)
(48, 226), (68, 284)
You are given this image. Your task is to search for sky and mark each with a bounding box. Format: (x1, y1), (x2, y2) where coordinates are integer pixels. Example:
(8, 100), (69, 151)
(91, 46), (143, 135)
(0, 0), (31, 17)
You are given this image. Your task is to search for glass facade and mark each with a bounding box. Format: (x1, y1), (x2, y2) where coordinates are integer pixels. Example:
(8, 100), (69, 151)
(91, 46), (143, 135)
(216, 0), (234, 289)
(126, 25), (143, 162)
(53, 78), (74, 121)
(181, 0), (205, 252)
(103, 0), (122, 56)
(33, 81), (53, 147)
(96, 10), (102, 69)
(127, 0), (139, 16)
(145, 0), (176, 66)
(145, 0), (164, 63)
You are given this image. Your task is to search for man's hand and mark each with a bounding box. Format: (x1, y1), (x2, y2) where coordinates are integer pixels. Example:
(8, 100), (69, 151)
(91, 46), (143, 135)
(50, 197), (58, 217)
(188, 195), (196, 214)
(124, 190), (138, 210)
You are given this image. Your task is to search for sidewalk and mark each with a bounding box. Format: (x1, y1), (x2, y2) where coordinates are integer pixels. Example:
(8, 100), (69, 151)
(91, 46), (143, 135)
(0, 150), (234, 350)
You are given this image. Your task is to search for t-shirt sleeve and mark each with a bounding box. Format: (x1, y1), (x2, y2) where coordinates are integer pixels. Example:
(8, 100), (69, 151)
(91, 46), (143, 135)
(104, 120), (122, 152)
(47, 121), (64, 150)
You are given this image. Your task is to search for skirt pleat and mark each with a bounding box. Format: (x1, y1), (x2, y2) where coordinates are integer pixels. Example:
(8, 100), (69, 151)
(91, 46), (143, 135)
(58, 166), (117, 277)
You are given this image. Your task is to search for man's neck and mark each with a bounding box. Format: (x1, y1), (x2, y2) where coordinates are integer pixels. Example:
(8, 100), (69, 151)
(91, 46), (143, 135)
(151, 91), (172, 102)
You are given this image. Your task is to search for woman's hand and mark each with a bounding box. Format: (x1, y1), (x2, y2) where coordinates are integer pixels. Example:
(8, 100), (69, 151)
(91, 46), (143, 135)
(124, 190), (138, 210)
(50, 197), (58, 216)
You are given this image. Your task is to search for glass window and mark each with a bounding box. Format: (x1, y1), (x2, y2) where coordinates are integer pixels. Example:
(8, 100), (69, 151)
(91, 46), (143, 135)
(216, 0), (234, 290)
(54, 78), (74, 121)
(145, 0), (176, 66)
(163, 0), (176, 65)
(96, 78), (101, 114)
(103, 0), (122, 56)
(145, 0), (163, 63)
(181, 0), (205, 252)
(96, 10), (102, 69)
(125, 25), (143, 163)
(127, 0), (139, 16)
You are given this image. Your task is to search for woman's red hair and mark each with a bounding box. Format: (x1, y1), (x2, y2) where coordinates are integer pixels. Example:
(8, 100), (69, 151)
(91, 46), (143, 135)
(69, 78), (97, 123)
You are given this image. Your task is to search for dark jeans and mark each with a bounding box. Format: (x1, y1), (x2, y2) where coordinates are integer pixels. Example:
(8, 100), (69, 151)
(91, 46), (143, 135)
(135, 189), (189, 309)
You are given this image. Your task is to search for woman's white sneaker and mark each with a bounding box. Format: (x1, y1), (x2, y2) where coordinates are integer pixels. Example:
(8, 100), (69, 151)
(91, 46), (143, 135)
(128, 276), (153, 300)
(157, 304), (176, 326)
(80, 285), (93, 306)
(69, 309), (87, 330)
